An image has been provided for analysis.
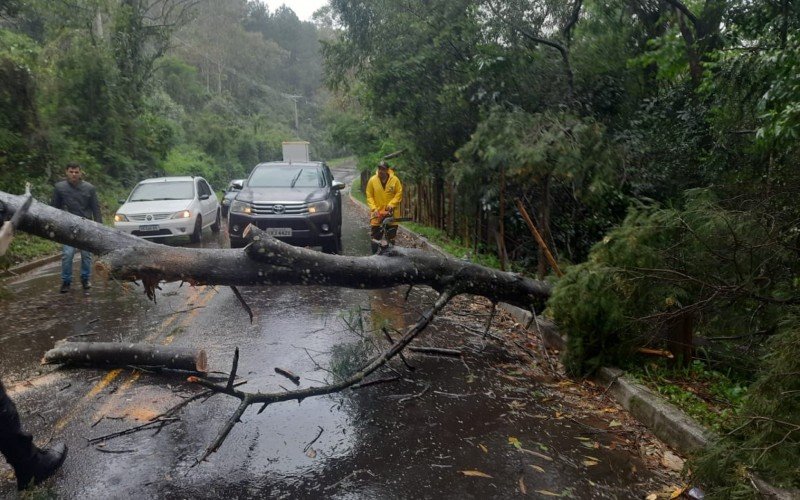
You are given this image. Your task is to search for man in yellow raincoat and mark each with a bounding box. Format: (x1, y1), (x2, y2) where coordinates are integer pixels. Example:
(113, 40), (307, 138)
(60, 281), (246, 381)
(366, 161), (403, 253)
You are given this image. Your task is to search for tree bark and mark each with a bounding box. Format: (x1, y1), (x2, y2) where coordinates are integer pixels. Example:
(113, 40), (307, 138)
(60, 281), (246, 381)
(43, 341), (208, 372)
(0, 192), (551, 309)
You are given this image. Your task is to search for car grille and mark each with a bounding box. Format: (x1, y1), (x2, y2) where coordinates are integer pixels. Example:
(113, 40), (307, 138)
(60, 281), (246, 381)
(251, 201), (309, 215)
(128, 213), (173, 221)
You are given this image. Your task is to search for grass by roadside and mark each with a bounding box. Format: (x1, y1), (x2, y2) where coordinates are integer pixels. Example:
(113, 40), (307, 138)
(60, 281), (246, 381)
(625, 359), (747, 434)
(0, 232), (60, 269)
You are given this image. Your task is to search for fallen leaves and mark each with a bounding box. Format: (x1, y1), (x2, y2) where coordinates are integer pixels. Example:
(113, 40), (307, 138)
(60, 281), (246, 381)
(459, 470), (492, 478)
(519, 448), (554, 462)
(660, 450), (685, 472)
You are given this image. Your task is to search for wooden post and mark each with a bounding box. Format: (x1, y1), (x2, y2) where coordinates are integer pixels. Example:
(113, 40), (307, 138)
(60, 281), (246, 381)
(498, 166), (508, 270)
(515, 199), (563, 278)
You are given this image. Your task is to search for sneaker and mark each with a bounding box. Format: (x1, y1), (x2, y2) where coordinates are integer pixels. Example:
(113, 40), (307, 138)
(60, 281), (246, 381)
(16, 442), (68, 490)
(59, 282), (70, 293)
(81, 280), (91, 291)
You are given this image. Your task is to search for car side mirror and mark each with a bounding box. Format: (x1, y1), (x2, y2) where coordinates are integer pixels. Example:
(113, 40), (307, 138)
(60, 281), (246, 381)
(232, 181), (244, 190)
(118, 199), (127, 204)
(332, 181), (345, 191)
(199, 193), (210, 200)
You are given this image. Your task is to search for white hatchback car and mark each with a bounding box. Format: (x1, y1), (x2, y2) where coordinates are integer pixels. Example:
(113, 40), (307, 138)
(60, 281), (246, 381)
(114, 176), (221, 243)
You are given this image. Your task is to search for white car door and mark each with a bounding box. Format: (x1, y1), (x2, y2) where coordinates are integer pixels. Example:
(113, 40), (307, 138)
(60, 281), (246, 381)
(198, 179), (216, 226)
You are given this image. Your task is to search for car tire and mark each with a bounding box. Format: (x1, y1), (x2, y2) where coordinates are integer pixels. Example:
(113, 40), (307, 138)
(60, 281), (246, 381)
(190, 217), (202, 243)
(229, 237), (247, 249)
(211, 210), (221, 233)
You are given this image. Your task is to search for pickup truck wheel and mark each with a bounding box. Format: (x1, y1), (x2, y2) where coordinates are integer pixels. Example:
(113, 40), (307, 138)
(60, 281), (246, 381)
(229, 238), (247, 249)
(322, 236), (341, 254)
(190, 217), (202, 243)
(210, 210), (221, 233)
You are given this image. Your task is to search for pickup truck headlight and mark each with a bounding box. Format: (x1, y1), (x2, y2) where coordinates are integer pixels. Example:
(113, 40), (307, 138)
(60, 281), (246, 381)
(114, 214), (128, 222)
(231, 200), (253, 214)
(308, 200), (332, 214)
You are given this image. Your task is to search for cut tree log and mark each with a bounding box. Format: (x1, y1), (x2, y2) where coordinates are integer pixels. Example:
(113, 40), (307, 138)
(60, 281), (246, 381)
(43, 341), (208, 373)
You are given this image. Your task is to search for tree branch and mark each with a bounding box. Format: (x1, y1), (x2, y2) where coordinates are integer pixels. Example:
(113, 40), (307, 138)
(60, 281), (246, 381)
(192, 289), (455, 459)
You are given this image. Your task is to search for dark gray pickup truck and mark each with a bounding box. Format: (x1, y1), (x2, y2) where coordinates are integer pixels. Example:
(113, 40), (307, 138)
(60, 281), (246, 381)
(227, 161), (344, 253)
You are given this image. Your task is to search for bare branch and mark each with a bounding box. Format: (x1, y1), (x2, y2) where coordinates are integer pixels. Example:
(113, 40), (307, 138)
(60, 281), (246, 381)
(190, 289), (455, 458)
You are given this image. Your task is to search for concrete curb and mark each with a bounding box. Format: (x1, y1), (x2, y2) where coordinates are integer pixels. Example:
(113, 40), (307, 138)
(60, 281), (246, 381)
(595, 367), (712, 454)
(0, 253), (61, 280)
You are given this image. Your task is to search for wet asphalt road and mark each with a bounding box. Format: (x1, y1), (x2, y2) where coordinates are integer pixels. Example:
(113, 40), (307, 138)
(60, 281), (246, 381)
(0, 162), (671, 499)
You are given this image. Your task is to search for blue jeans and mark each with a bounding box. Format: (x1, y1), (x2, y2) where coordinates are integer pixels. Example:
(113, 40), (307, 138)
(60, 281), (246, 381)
(61, 245), (92, 284)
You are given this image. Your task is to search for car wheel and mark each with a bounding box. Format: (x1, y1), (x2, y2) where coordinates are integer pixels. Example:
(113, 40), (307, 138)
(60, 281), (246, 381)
(229, 238), (247, 249)
(190, 217), (202, 243)
(211, 210), (221, 233)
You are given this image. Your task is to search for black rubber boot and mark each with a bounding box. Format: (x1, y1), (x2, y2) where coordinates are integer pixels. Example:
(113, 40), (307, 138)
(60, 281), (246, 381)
(60, 282), (70, 293)
(15, 442), (67, 490)
(1, 381), (67, 490)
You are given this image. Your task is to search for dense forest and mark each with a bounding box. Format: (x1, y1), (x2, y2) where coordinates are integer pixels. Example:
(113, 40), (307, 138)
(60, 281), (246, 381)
(1, 0), (798, 496)
(0, 0), (338, 204)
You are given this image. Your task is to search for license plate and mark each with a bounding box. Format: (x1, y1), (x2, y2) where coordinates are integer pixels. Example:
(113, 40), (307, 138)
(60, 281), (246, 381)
(138, 224), (160, 231)
(265, 227), (292, 237)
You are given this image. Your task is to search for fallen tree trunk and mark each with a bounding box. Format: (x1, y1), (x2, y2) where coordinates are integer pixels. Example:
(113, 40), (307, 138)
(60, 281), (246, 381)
(0, 192), (551, 309)
(43, 341), (208, 373)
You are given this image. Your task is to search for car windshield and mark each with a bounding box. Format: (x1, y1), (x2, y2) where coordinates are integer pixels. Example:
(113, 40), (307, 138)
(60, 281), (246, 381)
(249, 165), (324, 188)
(129, 181), (194, 201)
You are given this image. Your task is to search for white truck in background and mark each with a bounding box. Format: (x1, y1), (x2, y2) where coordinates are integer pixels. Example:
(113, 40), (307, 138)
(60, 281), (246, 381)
(282, 141), (310, 162)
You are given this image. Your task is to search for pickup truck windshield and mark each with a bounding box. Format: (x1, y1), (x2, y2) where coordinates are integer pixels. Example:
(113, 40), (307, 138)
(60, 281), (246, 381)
(249, 165), (325, 188)
(129, 181), (194, 201)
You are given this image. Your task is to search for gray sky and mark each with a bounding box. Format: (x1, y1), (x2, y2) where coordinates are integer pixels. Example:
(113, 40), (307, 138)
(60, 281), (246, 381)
(274, 1), (328, 22)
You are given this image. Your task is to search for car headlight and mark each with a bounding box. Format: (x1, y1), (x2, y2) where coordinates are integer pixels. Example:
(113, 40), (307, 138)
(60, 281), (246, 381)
(308, 200), (332, 214)
(230, 200), (253, 214)
(171, 210), (192, 219)
(114, 214), (128, 222)
(222, 199), (231, 206)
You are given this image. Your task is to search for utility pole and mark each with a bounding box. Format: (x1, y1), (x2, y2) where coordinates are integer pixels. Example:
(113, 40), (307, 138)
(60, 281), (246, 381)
(282, 93), (302, 131)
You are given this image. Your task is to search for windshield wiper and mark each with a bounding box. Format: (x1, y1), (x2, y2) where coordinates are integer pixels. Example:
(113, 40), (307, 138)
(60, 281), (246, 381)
(290, 169), (303, 188)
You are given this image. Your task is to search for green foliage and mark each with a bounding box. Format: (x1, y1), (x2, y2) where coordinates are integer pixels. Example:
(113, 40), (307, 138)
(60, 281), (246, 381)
(692, 315), (800, 497)
(549, 189), (798, 376)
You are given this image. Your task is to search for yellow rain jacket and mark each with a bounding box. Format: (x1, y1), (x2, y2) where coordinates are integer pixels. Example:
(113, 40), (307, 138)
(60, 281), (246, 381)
(366, 168), (403, 226)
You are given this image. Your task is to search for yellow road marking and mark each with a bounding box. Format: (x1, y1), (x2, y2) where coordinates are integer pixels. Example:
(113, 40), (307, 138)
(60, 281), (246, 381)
(54, 285), (219, 430)
(54, 369), (123, 431)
